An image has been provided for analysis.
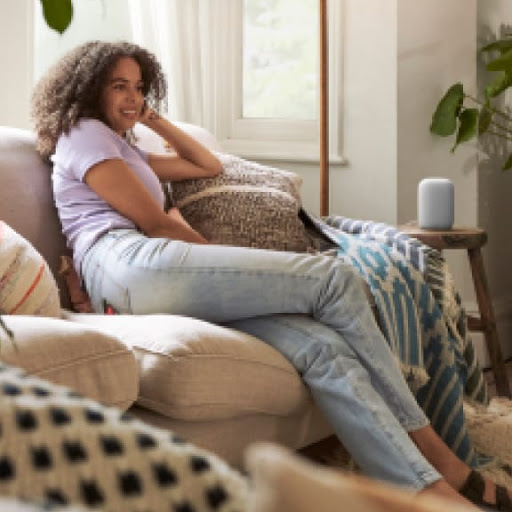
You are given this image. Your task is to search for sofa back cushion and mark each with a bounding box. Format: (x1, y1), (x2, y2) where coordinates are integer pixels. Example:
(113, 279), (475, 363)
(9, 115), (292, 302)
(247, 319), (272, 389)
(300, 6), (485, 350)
(0, 126), (70, 308)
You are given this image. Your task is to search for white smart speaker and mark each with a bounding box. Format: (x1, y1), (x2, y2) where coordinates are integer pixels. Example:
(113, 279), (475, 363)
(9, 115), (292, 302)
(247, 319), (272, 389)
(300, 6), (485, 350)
(417, 178), (454, 230)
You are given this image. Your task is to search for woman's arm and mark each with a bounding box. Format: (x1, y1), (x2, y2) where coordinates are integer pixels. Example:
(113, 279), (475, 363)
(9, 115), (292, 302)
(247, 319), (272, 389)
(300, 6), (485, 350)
(84, 158), (208, 244)
(139, 109), (223, 182)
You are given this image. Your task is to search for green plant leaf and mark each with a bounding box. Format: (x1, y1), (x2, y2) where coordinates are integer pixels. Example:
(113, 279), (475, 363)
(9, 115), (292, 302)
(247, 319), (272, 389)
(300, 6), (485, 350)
(40, 0), (73, 34)
(451, 108), (478, 152)
(430, 83), (464, 136)
(478, 106), (492, 134)
(503, 153), (512, 171)
(486, 47), (512, 72)
(484, 71), (512, 99)
(481, 37), (512, 54)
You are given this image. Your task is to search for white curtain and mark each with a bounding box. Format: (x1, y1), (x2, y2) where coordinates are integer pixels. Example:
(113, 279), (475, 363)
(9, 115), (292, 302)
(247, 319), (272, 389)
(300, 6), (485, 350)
(128, 0), (216, 129)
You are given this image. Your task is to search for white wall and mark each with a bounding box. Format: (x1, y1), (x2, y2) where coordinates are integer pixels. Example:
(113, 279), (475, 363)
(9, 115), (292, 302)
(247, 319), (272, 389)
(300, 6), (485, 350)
(337, 0), (399, 224)
(396, 1), (479, 317)
(397, 0), (478, 228)
(0, 1), (34, 129)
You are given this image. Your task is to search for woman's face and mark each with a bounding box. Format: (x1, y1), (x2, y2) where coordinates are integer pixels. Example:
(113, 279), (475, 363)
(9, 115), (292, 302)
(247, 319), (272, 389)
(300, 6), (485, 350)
(101, 57), (145, 135)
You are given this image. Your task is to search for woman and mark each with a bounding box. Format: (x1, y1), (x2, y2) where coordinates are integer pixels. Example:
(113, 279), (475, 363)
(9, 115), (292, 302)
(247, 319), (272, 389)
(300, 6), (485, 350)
(31, 40), (510, 510)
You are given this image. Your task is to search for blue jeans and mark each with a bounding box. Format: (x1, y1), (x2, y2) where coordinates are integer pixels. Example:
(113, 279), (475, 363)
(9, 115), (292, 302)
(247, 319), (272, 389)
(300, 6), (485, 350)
(82, 229), (442, 489)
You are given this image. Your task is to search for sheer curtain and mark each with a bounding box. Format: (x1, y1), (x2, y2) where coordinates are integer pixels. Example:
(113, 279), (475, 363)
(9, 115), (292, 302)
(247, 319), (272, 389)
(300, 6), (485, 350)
(128, 0), (216, 129)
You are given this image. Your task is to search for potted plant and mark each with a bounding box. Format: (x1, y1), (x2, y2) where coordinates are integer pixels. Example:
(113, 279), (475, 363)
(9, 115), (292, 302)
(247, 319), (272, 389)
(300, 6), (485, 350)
(430, 34), (512, 170)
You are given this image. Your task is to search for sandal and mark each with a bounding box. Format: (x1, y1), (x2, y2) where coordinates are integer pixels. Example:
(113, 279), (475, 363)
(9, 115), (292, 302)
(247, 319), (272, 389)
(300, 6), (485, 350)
(459, 470), (512, 511)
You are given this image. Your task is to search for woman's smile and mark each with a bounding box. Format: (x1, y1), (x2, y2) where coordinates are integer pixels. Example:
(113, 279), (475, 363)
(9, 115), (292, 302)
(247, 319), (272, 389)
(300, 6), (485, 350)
(102, 57), (145, 135)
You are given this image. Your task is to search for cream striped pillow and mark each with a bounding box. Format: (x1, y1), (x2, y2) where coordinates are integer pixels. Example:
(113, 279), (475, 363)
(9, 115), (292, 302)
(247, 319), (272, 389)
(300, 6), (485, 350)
(0, 221), (60, 317)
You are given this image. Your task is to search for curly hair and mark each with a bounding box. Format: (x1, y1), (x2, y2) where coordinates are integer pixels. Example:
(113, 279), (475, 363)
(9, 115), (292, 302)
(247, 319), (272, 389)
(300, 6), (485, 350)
(31, 41), (167, 159)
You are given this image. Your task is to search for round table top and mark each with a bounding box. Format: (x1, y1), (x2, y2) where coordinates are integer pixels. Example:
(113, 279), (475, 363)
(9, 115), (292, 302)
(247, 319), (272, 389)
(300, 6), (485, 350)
(398, 222), (487, 250)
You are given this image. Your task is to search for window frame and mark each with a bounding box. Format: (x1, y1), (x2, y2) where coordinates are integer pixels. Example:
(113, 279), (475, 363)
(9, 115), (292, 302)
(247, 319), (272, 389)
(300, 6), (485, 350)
(208, 0), (345, 163)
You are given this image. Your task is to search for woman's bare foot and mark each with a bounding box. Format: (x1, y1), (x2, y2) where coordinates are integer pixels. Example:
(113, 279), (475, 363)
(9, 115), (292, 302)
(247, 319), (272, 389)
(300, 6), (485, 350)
(409, 425), (512, 507)
(418, 479), (480, 509)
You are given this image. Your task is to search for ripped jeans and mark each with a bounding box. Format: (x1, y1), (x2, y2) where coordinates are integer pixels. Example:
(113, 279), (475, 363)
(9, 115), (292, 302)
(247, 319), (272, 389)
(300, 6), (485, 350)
(82, 229), (442, 489)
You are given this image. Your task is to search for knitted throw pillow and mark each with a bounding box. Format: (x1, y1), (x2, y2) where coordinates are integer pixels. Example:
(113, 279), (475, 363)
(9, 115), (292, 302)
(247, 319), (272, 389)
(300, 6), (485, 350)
(171, 153), (311, 253)
(0, 221), (60, 317)
(0, 362), (248, 511)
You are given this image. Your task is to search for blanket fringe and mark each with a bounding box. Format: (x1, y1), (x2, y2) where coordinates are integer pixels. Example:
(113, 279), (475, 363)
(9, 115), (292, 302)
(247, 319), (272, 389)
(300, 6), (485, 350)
(397, 358), (430, 392)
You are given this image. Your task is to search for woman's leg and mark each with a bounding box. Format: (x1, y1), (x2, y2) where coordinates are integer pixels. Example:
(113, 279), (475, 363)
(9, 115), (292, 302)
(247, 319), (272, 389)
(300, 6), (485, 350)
(80, 233), (479, 500)
(224, 314), (440, 490)
(83, 233), (425, 430)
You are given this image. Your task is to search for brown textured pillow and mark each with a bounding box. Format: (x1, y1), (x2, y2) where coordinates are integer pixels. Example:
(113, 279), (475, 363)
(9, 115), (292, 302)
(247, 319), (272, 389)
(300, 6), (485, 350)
(171, 153), (311, 252)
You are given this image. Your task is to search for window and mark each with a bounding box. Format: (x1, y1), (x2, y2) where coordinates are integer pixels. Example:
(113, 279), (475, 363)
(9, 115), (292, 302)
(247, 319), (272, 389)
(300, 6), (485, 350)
(212, 0), (344, 163)
(32, 0), (344, 164)
(242, 0), (318, 121)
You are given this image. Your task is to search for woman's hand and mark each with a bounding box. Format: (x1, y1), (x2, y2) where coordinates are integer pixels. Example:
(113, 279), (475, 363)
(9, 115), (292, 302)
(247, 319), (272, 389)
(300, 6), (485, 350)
(166, 206), (192, 229)
(157, 207), (209, 244)
(137, 104), (223, 182)
(139, 102), (161, 126)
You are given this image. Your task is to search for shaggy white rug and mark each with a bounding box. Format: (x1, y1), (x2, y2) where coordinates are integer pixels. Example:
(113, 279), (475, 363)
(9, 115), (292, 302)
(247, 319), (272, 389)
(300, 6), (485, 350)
(465, 398), (512, 488)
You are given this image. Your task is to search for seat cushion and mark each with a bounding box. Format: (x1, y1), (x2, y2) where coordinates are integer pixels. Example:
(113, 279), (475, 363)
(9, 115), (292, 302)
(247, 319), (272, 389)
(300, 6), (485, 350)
(62, 311), (311, 421)
(0, 315), (138, 410)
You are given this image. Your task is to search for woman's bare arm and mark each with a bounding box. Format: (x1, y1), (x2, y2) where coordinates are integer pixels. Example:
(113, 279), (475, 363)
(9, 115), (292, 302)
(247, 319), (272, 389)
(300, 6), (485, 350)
(139, 109), (223, 182)
(84, 158), (208, 243)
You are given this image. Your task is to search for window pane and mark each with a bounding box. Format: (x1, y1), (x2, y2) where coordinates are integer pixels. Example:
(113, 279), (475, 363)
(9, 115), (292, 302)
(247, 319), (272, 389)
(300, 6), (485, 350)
(242, 0), (318, 120)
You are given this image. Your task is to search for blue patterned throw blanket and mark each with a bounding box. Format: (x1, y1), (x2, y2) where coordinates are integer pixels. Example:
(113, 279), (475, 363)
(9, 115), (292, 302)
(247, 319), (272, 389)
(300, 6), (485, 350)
(300, 210), (490, 467)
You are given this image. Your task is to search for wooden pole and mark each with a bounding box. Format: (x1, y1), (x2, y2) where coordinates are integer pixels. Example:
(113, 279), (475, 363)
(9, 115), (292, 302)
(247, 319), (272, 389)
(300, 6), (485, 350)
(319, 0), (329, 217)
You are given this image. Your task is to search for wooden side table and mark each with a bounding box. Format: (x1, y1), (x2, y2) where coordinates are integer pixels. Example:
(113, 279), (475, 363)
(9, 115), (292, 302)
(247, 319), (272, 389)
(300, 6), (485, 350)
(399, 222), (511, 398)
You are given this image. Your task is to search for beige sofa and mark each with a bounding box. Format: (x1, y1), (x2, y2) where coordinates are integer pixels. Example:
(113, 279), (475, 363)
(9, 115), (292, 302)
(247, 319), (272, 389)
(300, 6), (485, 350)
(0, 123), (333, 470)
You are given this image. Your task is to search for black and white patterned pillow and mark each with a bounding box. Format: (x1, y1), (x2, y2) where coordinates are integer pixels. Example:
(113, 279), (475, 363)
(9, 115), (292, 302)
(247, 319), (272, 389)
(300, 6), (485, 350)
(171, 153), (311, 253)
(0, 363), (248, 511)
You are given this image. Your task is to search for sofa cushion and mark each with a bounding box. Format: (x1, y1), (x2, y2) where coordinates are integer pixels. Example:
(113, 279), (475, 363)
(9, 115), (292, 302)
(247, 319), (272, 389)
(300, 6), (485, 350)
(0, 126), (71, 308)
(62, 311), (310, 421)
(0, 221), (60, 317)
(172, 152), (311, 252)
(0, 316), (138, 410)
